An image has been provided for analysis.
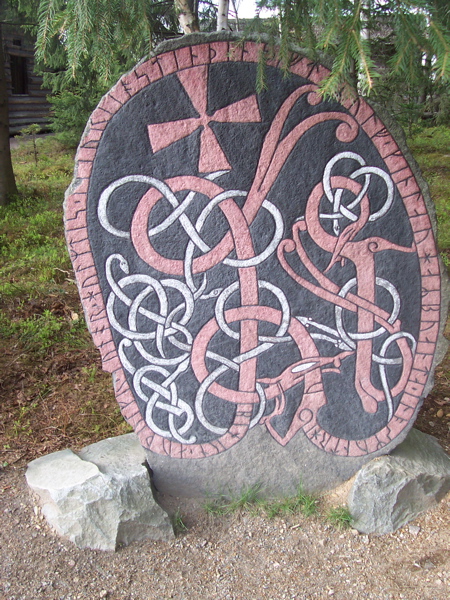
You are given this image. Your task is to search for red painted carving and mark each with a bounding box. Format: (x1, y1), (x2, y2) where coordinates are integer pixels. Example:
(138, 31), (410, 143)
(147, 65), (261, 172)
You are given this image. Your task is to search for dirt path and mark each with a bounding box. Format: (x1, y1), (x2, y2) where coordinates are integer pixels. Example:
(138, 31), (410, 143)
(1, 466), (449, 600)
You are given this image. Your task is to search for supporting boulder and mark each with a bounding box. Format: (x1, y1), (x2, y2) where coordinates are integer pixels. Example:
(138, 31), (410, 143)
(26, 433), (174, 550)
(348, 429), (450, 534)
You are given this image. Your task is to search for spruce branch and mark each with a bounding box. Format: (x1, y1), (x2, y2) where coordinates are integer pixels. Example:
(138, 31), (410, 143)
(36, 0), (59, 63)
(429, 19), (450, 80)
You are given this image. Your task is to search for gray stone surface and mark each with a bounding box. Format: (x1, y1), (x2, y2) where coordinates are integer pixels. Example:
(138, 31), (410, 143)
(26, 434), (173, 550)
(146, 425), (400, 498)
(348, 428), (450, 534)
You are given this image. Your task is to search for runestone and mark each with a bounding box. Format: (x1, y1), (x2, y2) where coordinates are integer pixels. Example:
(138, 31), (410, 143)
(65, 35), (446, 495)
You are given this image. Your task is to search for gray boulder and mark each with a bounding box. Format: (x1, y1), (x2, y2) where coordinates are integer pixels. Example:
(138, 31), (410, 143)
(26, 433), (174, 550)
(348, 428), (450, 534)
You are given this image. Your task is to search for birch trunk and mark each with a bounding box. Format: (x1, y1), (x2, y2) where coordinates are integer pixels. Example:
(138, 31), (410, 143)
(217, 0), (230, 31)
(175, 0), (200, 34)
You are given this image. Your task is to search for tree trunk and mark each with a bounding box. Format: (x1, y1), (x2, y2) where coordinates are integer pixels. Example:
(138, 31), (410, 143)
(175, 0), (200, 34)
(0, 24), (17, 207)
(418, 54), (432, 105)
(230, 0), (240, 31)
(217, 0), (230, 31)
(348, 57), (359, 94)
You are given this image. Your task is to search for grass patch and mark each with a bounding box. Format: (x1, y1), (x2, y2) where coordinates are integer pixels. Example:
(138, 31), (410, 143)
(0, 309), (88, 356)
(326, 506), (353, 530)
(0, 138), (77, 316)
(205, 483), (264, 516)
(408, 126), (450, 257)
(0, 310), (64, 353)
(77, 398), (133, 437)
(173, 509), (188, 535)
(263, 486), (318, 518)
(0, 194), (72, 303)
(205, 484), (318, 520)
(0, 136), (132, 464)
(407, 126), (450, 154)
(13, 135), (74, 190)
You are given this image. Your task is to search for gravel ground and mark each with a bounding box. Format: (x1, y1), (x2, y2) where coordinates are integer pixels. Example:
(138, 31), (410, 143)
(1, 466), (449, 600)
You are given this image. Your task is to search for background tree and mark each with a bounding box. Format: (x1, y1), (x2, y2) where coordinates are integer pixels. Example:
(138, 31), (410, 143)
(0, 8), (19, 206)
(0, 27), (18, 206)
(29, 1), (450, 133)
(2, 0), (450, 202)
(257, 1), (450, 101)
(217, 0), (230, 30)
(0, 0), (220, 205)
(1, 0), (43, 205)
(32, 1), (217, 142)
(176, 0), (200, 33)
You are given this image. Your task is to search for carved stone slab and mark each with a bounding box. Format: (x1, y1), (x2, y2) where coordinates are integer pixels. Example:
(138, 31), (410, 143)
(65, 34), (446, 496)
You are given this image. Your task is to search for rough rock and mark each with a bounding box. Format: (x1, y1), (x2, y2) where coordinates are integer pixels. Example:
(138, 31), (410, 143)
(26, 434), (174, 550)
(348, 428), (450, 534)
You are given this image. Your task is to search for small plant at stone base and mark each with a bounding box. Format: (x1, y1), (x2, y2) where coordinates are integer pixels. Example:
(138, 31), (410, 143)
(204, 483), (319, 519)
(173, 509), (188, 535)
(327, 506), (353, 530)
(204, 483), (264, 516)
(228, 483), (263, 512)
(294, 485), (318, 517)
(263, 485), (318, 518)
(204, 496), (229, 516)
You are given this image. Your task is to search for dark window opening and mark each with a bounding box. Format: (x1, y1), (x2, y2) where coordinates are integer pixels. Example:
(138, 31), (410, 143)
(10, 55), (28, 95)
(12, 39), (22, 47)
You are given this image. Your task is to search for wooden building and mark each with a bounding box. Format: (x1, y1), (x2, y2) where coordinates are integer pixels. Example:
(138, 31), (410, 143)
(1, 23), (51, 134)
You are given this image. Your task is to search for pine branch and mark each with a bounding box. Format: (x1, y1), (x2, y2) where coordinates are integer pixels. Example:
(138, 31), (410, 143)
(351, 30), (375, 94)
(319, 19), (355, 97)
(318, 8), (342, 52)
(429, 19), (450, 80)
(36, 0), (59, 62)
(256, 47), (268, 93)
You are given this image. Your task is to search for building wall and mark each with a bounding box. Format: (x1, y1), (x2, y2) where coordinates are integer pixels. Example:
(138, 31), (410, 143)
(2, 25), (51, 134)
